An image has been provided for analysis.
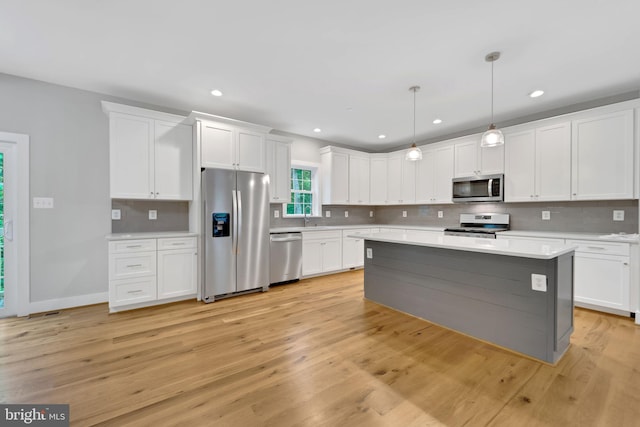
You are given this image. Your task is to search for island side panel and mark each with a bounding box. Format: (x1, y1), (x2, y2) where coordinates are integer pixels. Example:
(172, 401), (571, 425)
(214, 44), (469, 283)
(363, 240), (573, 363)
(553, 252), (574, 362)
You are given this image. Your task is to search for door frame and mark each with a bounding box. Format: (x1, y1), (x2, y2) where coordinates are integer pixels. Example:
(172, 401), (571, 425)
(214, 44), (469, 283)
(0, 132), (30, 317)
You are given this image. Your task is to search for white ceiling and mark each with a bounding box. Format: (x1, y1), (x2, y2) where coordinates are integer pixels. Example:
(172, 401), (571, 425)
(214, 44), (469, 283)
(2, 0), (640, 151)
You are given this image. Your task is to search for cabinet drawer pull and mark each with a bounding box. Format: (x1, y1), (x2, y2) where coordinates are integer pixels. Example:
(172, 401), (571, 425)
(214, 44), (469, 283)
(126, 264), (143, 268)
(126, 245), (143, 249)
(171, 243), (185, 246)
(127, 290), (143, 294)
(586, 246), (606, 250)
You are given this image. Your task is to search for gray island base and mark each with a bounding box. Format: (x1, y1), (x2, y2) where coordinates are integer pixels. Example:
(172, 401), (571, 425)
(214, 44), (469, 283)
(362, 237), (574, 364)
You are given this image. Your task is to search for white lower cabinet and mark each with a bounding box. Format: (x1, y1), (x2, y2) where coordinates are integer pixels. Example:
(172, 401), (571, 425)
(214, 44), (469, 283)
(567, 240), (630, 313)
(109, 236), (197, 311)
(302, 230), (343, 277)
(342, 229), (372, 269)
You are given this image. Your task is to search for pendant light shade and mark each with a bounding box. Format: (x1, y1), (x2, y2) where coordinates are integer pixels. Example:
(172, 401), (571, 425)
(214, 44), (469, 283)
(405, 86), (423, 161)
(480, 52), (504, 148)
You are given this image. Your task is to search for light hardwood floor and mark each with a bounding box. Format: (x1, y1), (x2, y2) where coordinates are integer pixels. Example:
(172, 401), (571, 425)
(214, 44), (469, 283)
(1, 270), (639, 426)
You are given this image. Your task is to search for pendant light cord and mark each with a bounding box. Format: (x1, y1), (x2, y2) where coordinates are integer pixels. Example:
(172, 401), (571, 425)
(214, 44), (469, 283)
(490, 59), (494, 124)
(413, 87), (416, 143)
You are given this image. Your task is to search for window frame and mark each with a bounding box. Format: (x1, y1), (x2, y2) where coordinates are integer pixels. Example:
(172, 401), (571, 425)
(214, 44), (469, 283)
(283, 161), (321, 218)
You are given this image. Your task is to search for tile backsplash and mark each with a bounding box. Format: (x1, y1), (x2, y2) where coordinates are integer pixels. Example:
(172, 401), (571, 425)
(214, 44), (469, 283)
(111, 199), (189, 233)
(270, 200), (638, 233)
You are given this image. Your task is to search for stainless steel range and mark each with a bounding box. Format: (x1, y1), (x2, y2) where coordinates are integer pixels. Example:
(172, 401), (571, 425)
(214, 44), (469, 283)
(444, 213), (510, 239)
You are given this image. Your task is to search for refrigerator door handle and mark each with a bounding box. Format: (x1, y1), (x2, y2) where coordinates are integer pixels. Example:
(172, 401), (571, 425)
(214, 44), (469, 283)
(232, 190), (238, 254)
(236, 190), (242, 254)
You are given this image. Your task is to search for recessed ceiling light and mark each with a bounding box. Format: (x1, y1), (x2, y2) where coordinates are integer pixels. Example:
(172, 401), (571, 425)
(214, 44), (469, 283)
(529, 90), (544, 98)
(313, 128), (322, 133)
(378, 134), (386, 139)
(433, 119), (442, 124)
(210, 89), (223, 97)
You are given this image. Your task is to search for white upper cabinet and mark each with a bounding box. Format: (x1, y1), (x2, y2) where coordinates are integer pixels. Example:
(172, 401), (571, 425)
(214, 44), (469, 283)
(504, 122), (571, 202)
(571, 109), (634, 200)
(386, 152), (415, 205)
(320, 148), (350, 204)
(349, 154), (370, 204)
(454, 136), (504, 178)
(416, 143), (454, 204)
(369, 155), (388, 205)
(154, 121), (194, 200)
(265, 135), (292, 203)
(104, 102), (193, 201)
(200, 120), (265, 172)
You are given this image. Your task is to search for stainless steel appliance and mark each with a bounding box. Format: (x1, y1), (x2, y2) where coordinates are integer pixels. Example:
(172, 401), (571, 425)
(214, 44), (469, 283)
(444, 213), (510, 239)
(269, 232), (302, 285)
(452, 173), (504, 203)
(202, 168), (270, 302)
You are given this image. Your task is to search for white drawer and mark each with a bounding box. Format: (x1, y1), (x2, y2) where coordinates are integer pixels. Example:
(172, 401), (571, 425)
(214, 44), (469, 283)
(342, 229), (372, 238)
(157, 237), (197, 250)
(302, 230), (342, 241)
(109, 252), (157, 280)
(109, 239), (156, 254)
(566, 239), (630, 256)
(109, 276), (157, 307)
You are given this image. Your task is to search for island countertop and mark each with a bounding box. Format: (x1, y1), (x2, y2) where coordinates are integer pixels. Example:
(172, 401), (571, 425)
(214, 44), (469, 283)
(354, 231), (576, 260)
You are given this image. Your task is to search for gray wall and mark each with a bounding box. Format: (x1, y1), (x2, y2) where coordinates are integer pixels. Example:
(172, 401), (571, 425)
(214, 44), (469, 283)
(0, 73), (188, 303)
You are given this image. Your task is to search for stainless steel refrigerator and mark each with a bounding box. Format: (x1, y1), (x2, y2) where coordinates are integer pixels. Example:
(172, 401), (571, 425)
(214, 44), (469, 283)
(202, 168), (270, 302)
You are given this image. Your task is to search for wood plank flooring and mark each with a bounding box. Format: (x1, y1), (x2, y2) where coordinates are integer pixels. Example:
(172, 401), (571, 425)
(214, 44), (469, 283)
(1, 270), (639, 426)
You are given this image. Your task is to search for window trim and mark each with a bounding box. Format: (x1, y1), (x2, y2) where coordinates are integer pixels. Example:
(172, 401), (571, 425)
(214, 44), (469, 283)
(283, 161), (321, 218)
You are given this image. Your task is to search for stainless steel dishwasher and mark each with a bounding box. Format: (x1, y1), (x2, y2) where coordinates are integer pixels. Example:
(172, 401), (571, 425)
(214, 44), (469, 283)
(269, 232), (303, 285)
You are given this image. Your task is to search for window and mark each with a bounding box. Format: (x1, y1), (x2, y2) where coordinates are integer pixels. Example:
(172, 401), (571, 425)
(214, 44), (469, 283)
(284, 162), (320, 217)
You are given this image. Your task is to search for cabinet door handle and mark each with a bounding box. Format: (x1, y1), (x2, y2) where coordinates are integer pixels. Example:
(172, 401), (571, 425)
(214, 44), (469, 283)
(126, 264), (143, 268)
(586, 246), (606, 250)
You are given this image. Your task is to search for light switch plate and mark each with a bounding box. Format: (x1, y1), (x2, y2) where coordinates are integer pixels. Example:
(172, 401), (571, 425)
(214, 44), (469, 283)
(111, 209), (121, 220)
(366, 248), (373, 259)
(613, 210), (624, 221)
(402, 211), (407, 218)
(148, 210), (157, 220)
(369, 211), (374, 218)
(531, 274), (547, 292)
(325, 210), (331, 218)
(542, 211), (551, 220)
(344, 211), (349, 218)
(438, 211), (443, 218)
(274, 210), (280, 218)
(33, 197), (54, 209)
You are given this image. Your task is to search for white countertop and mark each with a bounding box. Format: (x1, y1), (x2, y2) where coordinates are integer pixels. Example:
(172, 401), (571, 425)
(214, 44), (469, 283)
(270, 224), (445, 233)
(498, 230), (640, 243)
(355, 231), (576, 260)
(105, 231), (198, 241)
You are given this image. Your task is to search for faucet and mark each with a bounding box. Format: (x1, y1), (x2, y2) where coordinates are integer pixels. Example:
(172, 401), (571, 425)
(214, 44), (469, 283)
(304, 212), (311, 227)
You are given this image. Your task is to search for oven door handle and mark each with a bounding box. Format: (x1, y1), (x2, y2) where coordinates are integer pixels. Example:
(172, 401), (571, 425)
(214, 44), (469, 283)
(488, 178), (493, 196)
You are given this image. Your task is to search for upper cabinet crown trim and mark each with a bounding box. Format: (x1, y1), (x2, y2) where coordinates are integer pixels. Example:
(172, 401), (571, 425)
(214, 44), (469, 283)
(101, 101), (188, 124)
(189, 111), (272, 133)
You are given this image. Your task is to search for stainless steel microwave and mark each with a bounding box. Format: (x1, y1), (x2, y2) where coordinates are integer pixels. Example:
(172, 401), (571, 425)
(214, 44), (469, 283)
(452, 173), (504, 203)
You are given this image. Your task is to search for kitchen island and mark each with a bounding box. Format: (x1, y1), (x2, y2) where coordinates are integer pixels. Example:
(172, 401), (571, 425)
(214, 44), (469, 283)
(357, 232), (576, 364)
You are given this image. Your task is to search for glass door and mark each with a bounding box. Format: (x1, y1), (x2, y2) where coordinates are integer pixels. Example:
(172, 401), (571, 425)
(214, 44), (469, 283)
(0, 142), (15, 317)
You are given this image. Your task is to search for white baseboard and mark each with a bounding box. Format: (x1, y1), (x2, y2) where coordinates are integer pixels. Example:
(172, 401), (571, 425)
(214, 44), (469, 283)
(26, 292), (108, 316)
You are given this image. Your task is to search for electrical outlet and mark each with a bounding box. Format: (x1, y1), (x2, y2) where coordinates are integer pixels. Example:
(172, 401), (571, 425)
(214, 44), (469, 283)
(148, 210), (157, 220)
(274, 210), (280, 218)
(111, 209), (121, 220)
(369, 211), (374, 218)
(33, 197), (54, 209)
(531, 274), (547, 292)
(366, 248), (373, 259)
(402, 211), (407, 218)
(613, 210), (624, 221)
(542, 211), (551, 220)
(325, 210), (331, 218)
(438, 211), (443, 218)
(345, 211), (349, 218)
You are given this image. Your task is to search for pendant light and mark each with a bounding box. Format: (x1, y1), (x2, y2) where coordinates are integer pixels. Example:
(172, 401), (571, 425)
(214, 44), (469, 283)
(480, 51), (504, 148)
(405, 85), (423, 161)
